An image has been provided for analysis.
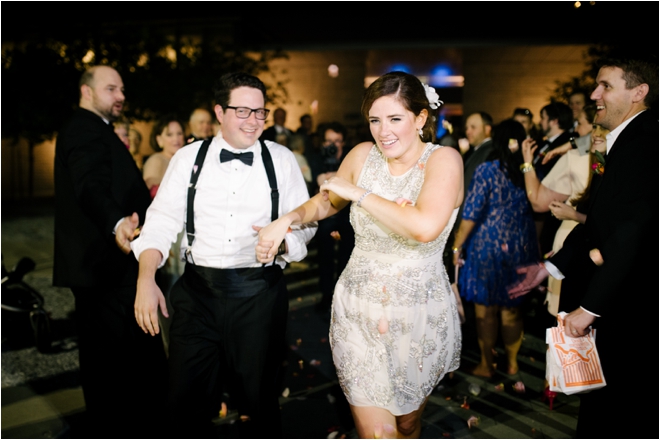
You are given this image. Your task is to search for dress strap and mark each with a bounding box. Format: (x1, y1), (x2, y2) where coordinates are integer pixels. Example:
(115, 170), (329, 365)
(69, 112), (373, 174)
(419, 143), (442, 165)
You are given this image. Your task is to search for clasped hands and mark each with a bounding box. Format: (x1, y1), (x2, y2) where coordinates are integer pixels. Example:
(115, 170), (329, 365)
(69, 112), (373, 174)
(253, 222), (290, 264)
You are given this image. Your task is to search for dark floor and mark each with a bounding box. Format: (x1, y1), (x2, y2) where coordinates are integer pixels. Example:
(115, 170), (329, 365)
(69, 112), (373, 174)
(1, 198), (578, 438)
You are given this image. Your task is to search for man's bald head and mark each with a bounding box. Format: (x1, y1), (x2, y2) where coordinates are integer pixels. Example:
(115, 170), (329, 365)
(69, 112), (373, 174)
(189, 108), (213, 139)
(79, 66), (125, 122)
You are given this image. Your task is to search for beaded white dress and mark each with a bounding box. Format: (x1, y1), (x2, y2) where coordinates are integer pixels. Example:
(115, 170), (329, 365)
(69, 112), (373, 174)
(330, 143), (462, 415)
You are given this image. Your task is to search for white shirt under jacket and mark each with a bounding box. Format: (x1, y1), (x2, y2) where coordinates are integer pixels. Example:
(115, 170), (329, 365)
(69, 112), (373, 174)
(131, 134), (317, 269)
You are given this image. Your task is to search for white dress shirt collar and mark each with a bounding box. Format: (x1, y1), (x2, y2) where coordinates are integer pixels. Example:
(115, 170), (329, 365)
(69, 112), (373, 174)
(475, 137), (491, 150)
(218, 136), (260, 155)
(547, 132), (561, 144)
(605, 110), (645, 154)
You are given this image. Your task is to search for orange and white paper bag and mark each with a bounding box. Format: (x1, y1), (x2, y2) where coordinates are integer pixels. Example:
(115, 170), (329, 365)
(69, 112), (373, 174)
(546, 312), (606, 395)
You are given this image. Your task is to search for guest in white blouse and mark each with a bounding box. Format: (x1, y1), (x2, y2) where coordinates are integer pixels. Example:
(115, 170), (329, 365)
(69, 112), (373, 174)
(131, 72), (316, 438)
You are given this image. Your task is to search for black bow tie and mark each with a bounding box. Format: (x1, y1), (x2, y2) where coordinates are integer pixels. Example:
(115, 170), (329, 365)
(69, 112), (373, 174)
(220, 149), (254, 166)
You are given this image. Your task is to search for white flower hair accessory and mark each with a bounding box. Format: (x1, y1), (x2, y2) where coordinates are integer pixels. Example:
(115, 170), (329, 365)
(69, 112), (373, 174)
(422, 83), (443, 109)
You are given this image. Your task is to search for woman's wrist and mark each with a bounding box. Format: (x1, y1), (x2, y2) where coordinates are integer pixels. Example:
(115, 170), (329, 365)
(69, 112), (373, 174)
(281, 212), (297, 228)
(520, 163), (534, 173)
(356, 188), (373, 207)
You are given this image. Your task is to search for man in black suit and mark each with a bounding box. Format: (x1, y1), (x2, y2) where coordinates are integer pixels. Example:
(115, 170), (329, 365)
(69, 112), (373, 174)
(186, 107), (213, 144)
(532, 102), (574, 255)
(313, 122), (355, 314)
(260, 107), (293, 145)
(461, 111), (494, 194)
(509, 54), (657, 439)
(54, 65), (167, 437)
(533, 102), (573, 181)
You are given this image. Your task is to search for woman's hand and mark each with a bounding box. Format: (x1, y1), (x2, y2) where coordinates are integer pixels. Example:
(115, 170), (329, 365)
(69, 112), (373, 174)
(319, 175), (361, 203)
(542, 142), (571, 164)
(452, 250), (464, 268)
(549, 201), (578, 222)
(252, 219), (292, 263)
(521, 138), (537, 164)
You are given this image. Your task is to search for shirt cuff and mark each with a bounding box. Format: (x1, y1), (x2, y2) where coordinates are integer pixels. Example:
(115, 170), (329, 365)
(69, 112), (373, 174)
(279, 234), (305, 263)
(113, 217), (124, 235)
(544, 261), (564, 280)
(580, 306), (601, 318)
(130, 236), (168, 269)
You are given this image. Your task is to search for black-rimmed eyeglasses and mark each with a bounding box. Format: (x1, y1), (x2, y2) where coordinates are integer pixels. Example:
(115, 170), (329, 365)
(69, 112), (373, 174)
(225, 106), (270, 120)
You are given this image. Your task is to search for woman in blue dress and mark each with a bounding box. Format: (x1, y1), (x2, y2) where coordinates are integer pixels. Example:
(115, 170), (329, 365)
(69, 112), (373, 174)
(452, 119), (539, 377)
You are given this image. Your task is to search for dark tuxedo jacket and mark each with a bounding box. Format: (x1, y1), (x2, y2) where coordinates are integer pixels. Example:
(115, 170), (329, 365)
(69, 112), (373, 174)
(260, 125), (292, 143)
(550, 110), (657, 317)
(549, 111), (657, 432)
(462, 139), (493, 200)
(53, 108), (151, 288)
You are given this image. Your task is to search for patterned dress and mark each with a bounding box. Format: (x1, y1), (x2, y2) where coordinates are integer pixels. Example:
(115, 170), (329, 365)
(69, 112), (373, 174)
(457, 160), (539, 307)
(330, 143), (462, 415)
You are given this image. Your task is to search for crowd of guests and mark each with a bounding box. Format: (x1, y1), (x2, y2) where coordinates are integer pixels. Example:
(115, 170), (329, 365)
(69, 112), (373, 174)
(56, 48), (656, 439)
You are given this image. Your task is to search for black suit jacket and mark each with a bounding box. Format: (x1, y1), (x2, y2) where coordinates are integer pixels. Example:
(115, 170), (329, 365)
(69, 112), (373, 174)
(462, 139), (493, 199)
(547, 108), (657, 439)
(53, 108), (151, 288)
(260, 125), (292, 143)
(550, 110), (657, 318)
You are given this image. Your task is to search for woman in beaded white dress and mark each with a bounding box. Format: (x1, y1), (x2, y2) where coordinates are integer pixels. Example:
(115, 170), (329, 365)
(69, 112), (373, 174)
(255, 72), (463, 438)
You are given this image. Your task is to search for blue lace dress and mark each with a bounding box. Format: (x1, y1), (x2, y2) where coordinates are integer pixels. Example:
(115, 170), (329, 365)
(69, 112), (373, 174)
(457, 160), (539, 307)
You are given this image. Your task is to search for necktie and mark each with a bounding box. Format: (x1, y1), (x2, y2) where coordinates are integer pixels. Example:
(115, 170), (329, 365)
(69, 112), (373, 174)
(220, 149), (253, 166)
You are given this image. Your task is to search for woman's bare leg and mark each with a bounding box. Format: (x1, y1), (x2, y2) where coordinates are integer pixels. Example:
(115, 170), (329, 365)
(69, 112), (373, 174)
(394, 397), (428, 439)
(500, 306), (524, 375)
(350, 398), (429, 439)
(350, 405), (397, 439)
(473, 303), (498, 377)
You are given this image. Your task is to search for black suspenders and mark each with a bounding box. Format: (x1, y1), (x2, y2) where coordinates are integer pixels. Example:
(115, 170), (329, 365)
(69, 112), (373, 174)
(185, 139), (278, 263)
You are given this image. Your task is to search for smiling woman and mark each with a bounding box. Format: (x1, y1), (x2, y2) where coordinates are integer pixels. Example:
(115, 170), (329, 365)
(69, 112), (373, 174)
(256, 71), (463, 439)
(143, 115), (185, 197)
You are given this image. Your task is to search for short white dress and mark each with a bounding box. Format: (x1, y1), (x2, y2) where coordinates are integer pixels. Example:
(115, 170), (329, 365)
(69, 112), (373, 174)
(330, 143), (462, 415)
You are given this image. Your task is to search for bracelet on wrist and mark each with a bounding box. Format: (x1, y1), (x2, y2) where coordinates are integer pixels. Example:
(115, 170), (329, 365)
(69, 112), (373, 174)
(520, 162), (534, 173)
(357, 189), (373, 208)
(452, 246), (461, 254)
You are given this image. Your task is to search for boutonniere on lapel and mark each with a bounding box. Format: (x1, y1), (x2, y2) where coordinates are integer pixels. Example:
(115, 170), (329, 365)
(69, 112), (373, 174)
(591, 151), (605, 175)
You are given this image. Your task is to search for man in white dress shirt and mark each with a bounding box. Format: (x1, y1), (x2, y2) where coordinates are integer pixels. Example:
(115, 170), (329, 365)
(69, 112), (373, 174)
(132, 72), (316, 438)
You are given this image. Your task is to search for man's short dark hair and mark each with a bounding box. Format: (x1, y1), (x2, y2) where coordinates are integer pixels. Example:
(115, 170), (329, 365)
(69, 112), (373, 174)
(599, 52), (658, 109)
(300, 114), (311, 124)
(213, 72), (267, 109)
(472, 111), (493, 128)
(512, 108), (533, 120)
(541, 102), (573, 131)
(323, 121), (347, 141)
(569, 90), (587, 100)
